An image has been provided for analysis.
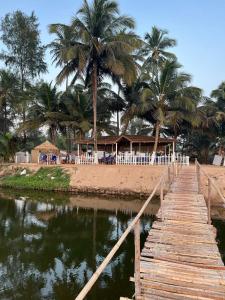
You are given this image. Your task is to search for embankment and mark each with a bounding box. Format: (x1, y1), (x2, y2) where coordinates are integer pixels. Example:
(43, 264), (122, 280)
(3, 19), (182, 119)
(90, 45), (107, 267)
(0, 163), (165, 197)
(0, 163), (225, 206)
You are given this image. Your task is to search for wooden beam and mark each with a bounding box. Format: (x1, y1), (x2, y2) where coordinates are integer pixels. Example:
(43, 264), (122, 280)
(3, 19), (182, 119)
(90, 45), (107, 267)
(134, 220), (141, 297)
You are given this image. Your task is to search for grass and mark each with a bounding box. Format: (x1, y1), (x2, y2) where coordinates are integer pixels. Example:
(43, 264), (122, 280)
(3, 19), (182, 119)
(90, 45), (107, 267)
(0, 167), (70, 190)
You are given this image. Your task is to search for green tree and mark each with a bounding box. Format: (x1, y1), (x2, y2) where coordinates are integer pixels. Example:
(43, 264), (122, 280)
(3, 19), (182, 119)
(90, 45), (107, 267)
(0, 133), (17, 162)
(0, 70), (19, 134)
(141, 60), (201, 159)
(141, 26), (176, 75)
(20, 82), (62, 144)
(0, 10), (47, 143)
(49, 0), (139, 152)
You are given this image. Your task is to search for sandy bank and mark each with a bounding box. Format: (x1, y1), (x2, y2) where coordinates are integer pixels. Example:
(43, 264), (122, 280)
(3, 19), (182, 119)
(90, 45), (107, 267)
(0, 163), (225, 206)
(0, 163), (166, 197)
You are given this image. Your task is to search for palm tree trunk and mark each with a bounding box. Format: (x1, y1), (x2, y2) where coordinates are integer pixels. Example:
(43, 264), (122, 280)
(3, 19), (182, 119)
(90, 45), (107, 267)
(92, 62), (98, 152)
(117, 110), (120, 135)
(153, 121), (161, 153)
(50, 126), (56, 144)
(117, 87), (120, 136)
(150, 121), (160, 165)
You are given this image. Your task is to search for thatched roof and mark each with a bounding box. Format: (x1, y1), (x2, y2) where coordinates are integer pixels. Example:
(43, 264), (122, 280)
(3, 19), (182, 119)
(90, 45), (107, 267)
(34, 141), (60, 154)
(76, 135), (174, 145)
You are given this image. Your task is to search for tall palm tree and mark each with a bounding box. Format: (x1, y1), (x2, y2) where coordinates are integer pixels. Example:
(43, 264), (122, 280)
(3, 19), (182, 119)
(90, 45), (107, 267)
(49, 0), (139, 152)
(141, 26), (176, 75)
(141, 59), (201, 160)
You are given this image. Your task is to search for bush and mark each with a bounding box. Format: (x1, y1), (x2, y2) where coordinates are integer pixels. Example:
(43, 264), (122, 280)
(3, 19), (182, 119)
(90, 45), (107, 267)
(0, 167), (70, 190)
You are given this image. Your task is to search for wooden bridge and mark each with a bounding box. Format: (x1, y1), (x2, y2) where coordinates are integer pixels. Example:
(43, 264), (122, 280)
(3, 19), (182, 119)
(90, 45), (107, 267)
(75, 162), (225, 300)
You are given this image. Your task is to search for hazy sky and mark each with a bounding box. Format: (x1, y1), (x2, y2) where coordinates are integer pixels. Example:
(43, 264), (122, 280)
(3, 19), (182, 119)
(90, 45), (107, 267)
(1, 0), (225, 96)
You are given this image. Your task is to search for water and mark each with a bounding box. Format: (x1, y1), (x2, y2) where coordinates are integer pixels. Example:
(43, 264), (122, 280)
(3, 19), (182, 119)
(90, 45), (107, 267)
(0, 189), (224, 300)
(0, 189), (159, 300)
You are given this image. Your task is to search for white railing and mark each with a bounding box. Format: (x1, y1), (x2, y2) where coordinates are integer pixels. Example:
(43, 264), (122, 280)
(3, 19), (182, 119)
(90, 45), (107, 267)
(116, 154), (189, 166)
(72, 153), (189, 165)
(75, 154), (95, 165)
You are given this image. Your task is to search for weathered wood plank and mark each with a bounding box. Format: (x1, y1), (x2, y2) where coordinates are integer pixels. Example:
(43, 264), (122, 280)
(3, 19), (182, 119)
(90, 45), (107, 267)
(137, 168), (225, 299)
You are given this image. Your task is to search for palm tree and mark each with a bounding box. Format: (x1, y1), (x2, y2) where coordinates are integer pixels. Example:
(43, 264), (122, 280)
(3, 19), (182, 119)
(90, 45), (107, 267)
(141, 59), (201, 160)
(49, 0), (139, 153)
(141, 26), (176, 75)
(20, 82), (62, 144)
(211, 82), (225, 110)
(59, 82), (116, 144)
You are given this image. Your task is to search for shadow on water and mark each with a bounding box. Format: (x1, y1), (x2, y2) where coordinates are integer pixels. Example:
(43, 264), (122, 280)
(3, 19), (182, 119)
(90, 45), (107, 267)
(0, 188), (157, 300)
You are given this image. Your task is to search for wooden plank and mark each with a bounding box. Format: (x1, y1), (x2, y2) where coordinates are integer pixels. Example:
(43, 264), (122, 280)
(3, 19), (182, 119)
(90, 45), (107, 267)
(136, 168), (225, 299)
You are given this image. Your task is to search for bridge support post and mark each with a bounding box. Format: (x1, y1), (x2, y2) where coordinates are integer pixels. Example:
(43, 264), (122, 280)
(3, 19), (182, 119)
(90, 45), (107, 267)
(168, 166), (171, 187)
(195, 160), (200, 193)
(160, 179), (164, 220)
(208, 178), (211, 224)
(134, 220), (141, 297)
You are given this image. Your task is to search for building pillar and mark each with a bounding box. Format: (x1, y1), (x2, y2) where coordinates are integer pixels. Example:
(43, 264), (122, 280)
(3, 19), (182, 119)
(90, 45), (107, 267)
(172, 141), (175, 162)
(130, 142), (133, 154)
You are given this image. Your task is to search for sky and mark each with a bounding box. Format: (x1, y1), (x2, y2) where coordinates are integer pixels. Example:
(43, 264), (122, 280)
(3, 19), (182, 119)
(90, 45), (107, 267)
(0, 0), (225, 96)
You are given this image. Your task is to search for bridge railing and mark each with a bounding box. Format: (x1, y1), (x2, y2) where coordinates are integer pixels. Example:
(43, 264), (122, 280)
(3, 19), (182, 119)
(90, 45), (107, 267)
(74, 164), (178, 300)
(195, 160), (225, 224)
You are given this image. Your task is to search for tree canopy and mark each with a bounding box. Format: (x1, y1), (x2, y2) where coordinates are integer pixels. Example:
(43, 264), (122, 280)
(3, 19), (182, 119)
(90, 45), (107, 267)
(0, 1), (224, 163)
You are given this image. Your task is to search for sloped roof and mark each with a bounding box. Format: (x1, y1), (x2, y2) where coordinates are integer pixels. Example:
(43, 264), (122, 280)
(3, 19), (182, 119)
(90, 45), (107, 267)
(76, 135), (174, 145)
(34, 141), (60, 153)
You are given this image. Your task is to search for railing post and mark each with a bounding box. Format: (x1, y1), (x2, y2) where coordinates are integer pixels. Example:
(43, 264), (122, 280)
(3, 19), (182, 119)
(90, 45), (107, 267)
(160, 179), (164, 220)
(195, 159), (200, 193)
(208, 178), (211, 224)
(134, 220), (141, 297)
(168, 166), (171, 187)
(172, 162), (175, 181)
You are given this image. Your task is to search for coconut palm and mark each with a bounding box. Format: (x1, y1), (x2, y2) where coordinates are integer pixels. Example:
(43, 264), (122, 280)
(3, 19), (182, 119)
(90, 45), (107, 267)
(141, 26), (176, 75)
(49, 0), (139, 152)
(141, 59), (201, 159)
(20, 82), (62, 144)
(59, 82), (116, 142)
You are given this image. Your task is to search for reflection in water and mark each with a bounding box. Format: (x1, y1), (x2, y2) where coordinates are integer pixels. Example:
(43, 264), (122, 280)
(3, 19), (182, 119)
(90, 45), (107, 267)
(213, 219), (225, 264)
(0, 189), (156, 300)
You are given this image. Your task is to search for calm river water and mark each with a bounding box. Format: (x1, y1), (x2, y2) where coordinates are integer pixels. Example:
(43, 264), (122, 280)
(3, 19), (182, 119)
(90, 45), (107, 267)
(0, 189), (224, 300)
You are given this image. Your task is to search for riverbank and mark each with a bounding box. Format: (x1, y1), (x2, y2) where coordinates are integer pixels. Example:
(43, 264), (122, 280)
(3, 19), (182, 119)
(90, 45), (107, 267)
(0, 163), (166, 197)
(0, 163), (225, 204)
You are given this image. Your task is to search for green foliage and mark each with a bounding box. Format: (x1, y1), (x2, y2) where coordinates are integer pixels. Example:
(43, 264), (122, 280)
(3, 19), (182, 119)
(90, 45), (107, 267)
(0, 167), (70, 190)
(0, 2), (224, 162)
(0, 10), (46, 81)
(0, 133), (17, 162)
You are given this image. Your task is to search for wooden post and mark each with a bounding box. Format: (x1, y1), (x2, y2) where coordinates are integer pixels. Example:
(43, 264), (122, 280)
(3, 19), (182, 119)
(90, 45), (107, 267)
(134, 220), (141, 297)
(208, 178), (211, 224)
(172, 162), (175, 181)
(160, 179), (164, 220)
(197, 164), (200, 193)
(168, 166), (171, 187)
